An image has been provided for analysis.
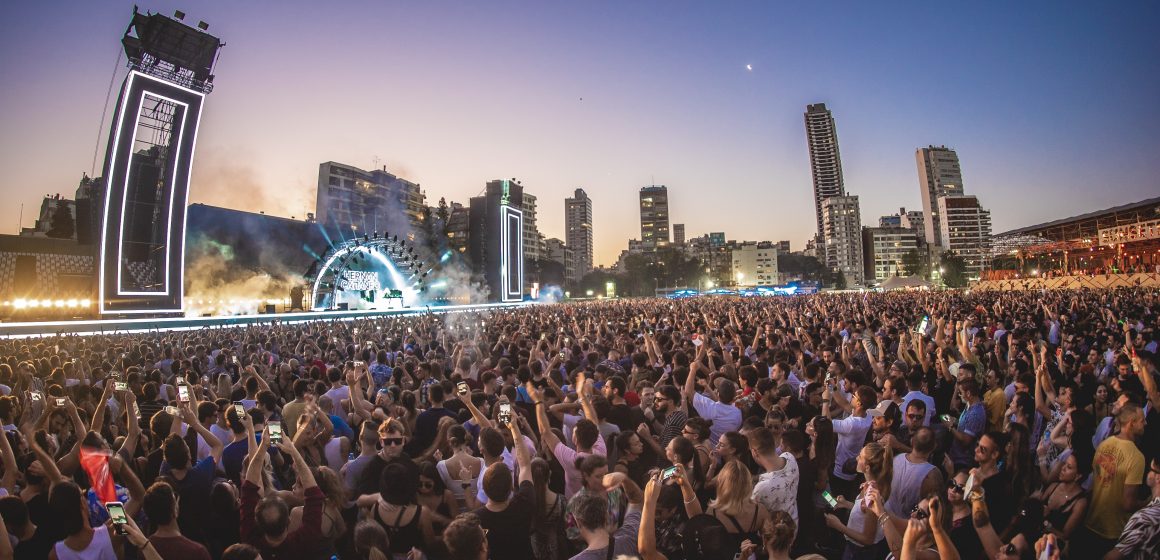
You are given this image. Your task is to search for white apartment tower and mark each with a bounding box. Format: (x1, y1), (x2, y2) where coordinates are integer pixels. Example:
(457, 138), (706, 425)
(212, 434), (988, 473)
(821, 195), (864, 286)
(937, 195), (992, 280)
(916, 146), (964, 248)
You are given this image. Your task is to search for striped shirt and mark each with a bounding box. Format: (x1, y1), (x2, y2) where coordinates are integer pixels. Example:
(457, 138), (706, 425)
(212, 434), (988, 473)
(1114, 496), (1160, 560)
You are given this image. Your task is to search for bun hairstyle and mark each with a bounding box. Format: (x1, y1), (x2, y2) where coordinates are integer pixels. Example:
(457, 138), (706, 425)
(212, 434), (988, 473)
(761, 510), (797, 553)
(447, 425), (468, 448)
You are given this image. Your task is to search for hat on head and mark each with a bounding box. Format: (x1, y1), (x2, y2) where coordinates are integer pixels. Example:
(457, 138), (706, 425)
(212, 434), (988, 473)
(891, 360), (910, 374)
(866, 399), (898, 419)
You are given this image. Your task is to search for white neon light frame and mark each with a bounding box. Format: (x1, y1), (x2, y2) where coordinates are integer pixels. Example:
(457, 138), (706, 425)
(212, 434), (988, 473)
(309, 246), (417, 311)
(98, 71), (206, 315)
(500, 205), (524, 303)
(116, 91), (189, 296)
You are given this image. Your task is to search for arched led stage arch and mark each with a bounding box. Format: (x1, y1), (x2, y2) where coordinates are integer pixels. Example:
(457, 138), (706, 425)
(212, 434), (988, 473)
(305, 233), (429, 311)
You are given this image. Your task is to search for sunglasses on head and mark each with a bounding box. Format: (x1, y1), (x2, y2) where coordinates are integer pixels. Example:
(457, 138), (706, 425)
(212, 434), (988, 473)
(382, 437), (404, 446)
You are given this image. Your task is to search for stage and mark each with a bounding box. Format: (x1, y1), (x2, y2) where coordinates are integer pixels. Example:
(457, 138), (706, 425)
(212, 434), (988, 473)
(0, 301), (533, 339)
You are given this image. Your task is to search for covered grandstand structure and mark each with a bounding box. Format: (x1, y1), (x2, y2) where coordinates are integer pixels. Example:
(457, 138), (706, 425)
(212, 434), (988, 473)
(987, 197), (1160, 280)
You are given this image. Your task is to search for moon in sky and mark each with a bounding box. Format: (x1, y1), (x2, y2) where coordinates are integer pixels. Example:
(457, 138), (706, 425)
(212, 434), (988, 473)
(746, 64), (753, 71)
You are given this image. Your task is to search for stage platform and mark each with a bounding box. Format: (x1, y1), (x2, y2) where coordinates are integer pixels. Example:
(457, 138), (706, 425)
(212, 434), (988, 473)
(0, 302), (532, 339)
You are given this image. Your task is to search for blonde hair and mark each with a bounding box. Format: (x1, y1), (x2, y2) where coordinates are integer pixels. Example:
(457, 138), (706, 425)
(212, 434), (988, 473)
(709, 460), (753, 517)
(761, 510), (797, 553)
(861, 441), (893, 501)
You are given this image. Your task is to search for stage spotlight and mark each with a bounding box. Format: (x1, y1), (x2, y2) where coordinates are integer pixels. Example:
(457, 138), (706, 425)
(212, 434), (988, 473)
(174, 10), (186, 20)
(197, 21), (209, 31)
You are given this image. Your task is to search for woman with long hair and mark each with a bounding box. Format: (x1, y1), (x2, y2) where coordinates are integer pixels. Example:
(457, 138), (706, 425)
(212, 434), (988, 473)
(707, 460), (768, 551)
(705, 431), (752, 492)
(665, 435), (705, 492)
(824, 442), (893, 560)
(415, 461), (455, 527)
(807, 416), (836, 494)
(529, 458), (565, 560)
(944, 470), (982, 560)
(353, 520), (391, 560)
(612, 431), (651, 488)
(1004, 423), (1038, 508)
(288, 466), (347, 558)
(1034, 453), (1089, 543)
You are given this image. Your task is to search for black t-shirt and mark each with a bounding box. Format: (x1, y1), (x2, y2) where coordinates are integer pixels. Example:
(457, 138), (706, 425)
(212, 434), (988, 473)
(474, 480), (536, 560)
(13, 525), (56, 560)
(406, 407), (458, 455)
(606, 403), (634, 432)
(357, 453), (418, 498)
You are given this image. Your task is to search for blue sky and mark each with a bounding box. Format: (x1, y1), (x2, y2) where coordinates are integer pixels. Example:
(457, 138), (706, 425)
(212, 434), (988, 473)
(1, 1), (1156, 265)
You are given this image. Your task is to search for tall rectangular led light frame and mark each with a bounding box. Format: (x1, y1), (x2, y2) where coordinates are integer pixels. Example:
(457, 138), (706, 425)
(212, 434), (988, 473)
(500, 205), (524, 302)
(98, 70), (205, 315)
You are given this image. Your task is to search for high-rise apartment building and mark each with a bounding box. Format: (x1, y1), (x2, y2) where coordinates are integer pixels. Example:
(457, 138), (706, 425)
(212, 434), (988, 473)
(315, 162), (426, 235)
(821, 195), (864, 286)
(520, 192), (540, 265)
(805, 103), (846, 239)
(916, 146), (964, 248)
(544, 238), (574, 282)
(673, 224), (686, 245)
(937, 195), (992, 279)
(862, 227), (920, 284)
(565, 188), (593, 281)
(639, 185), (670, 249)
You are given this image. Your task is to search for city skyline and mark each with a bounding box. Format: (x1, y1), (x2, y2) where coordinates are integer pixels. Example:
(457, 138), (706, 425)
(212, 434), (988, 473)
(1, 1), (1157, 267)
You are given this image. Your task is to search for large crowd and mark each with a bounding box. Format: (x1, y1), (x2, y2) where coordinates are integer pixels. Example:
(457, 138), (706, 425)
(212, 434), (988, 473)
(0, 288), (1157, 560)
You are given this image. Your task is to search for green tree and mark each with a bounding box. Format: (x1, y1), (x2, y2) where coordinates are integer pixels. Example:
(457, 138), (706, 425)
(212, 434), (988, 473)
(46, 203), (75, 239)
(777, 253), (829, 283)
(833, 271), (848, 290)
(940, 251), (969, 288)
(901, 249), (929, 278)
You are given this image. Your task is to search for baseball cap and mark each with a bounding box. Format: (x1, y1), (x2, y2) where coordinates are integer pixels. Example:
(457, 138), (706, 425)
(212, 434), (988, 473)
(866, 400), (898, 419)
(891, 360), (910, 374)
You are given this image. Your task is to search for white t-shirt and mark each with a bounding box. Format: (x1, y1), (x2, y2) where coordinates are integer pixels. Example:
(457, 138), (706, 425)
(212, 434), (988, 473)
(832, 414), (872, 481)
(692, 392), (742, 446)
(753, 452), (800, 524)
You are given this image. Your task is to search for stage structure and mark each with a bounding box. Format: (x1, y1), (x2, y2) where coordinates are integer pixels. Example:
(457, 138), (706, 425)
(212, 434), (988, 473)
(97, 8), (223, 316)
(305, 232), (429, 311)
(469, 180), (525, 303)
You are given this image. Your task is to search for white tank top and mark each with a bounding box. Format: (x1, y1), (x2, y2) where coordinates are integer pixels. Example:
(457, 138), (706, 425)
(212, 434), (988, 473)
(324, 437), (346, 469)
(886, 453), (936, 518)
(846, 489), (884, 545)
(54, 525), (117, 560)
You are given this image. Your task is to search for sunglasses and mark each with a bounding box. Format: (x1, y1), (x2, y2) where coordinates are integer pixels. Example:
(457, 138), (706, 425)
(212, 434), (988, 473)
(419, 481), (435, 489)
(948, 481), (965, 493)
(910, 504), (929, 520)
(382, 437), (405, 446)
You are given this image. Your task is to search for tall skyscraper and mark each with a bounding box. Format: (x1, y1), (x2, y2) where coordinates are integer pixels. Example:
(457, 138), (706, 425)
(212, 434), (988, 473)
(805, 103), (846, 240)
(565, 188), (593, 281)
(673, 224), (686, 245)
(916, 146), (964, 248)
(639, 185), (670, 249)
(821, 195), (864, 286)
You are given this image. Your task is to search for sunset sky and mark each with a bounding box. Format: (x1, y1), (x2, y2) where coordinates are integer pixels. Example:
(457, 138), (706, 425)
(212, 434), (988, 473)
(1, 1), (1157, 266)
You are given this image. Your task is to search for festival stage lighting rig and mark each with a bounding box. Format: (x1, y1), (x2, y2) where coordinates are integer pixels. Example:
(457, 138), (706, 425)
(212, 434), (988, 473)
(97, 8), (223, 317)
